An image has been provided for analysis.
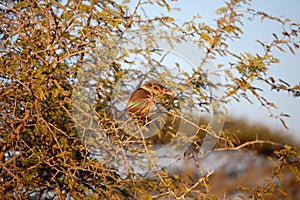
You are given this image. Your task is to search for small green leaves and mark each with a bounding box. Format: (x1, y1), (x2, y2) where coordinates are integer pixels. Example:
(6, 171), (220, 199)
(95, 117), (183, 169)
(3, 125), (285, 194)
(200, 32), (213, 45)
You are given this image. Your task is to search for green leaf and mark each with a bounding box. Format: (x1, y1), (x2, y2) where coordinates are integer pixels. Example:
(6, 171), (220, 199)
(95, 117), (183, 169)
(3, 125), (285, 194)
(201, 32), (213, 44)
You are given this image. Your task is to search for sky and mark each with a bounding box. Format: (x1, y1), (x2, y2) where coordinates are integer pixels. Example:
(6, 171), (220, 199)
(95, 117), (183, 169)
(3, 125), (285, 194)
(125, 0), (300, 140)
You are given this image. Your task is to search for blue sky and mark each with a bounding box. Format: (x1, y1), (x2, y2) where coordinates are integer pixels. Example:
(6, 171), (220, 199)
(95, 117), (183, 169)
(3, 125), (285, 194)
(126, 0), (300, 139)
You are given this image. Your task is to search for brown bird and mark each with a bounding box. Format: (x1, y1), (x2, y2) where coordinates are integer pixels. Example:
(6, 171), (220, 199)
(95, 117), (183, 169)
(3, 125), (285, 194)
(126, 80), (174, 120)
(126, 80), (178, 145)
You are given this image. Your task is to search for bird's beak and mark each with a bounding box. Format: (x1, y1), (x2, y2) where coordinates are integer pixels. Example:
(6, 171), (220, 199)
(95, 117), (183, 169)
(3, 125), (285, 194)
(160, 88), (174, 96)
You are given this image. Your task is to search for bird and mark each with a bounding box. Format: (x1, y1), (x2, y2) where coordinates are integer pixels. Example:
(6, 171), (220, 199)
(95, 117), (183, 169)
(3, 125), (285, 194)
(125, 80), (178, 145)
(126, 80), (174, 120)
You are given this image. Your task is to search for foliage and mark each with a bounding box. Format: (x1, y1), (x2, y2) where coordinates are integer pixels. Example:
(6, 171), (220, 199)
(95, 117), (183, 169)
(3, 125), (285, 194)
(0, 0), (299, 199)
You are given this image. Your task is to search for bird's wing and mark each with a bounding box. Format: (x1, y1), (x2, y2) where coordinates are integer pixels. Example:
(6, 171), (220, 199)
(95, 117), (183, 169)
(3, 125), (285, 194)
(127, 88), (151, 114)
(127, 100), (150, 114)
